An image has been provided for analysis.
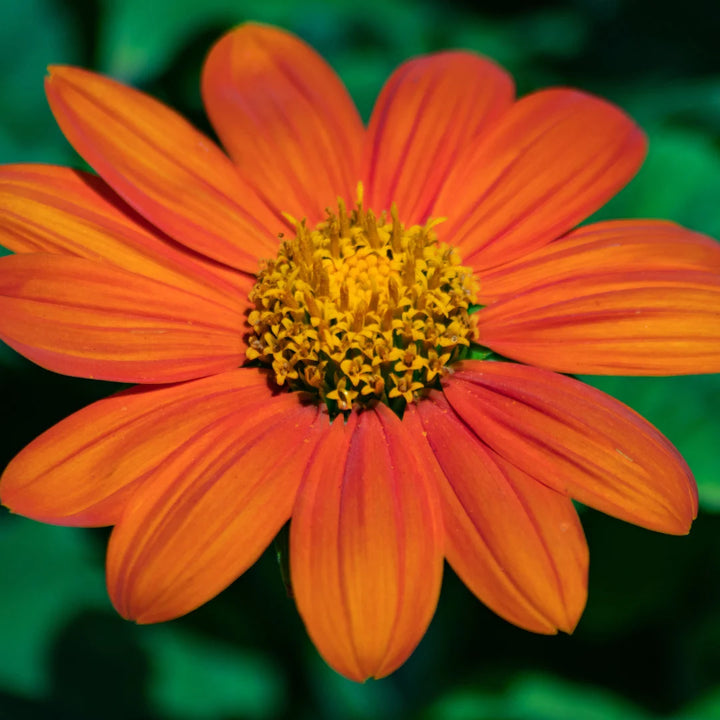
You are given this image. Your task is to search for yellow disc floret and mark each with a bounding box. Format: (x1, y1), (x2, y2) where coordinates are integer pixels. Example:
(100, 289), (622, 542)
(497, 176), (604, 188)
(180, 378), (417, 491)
(246, 187), (479, 414)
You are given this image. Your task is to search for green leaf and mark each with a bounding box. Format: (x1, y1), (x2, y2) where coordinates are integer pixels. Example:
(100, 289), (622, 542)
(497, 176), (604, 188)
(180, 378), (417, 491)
(0, 515), (108, 696)
(425, 674), (650, 720)
(141, 625), (286, 719)
(0, 0), (80, 164)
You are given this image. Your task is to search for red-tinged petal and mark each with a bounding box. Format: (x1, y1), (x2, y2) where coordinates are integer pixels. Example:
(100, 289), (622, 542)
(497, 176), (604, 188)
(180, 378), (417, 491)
(107, 388), (324, 623)
(406, 399), (587, 634)
(0, 253), (247, 383)
(434, 89), (646, 270)
(443, 361), (698, 534)
(364, 52), (513, 225)
(45, 66), (282, 273)
(0, 164), (253, 298)
(291, 403), (443, 681)
(479, 219), (720, 303)
(0, 370), (271, 526)
(477, 269), (720, 375)
(202, 23), (364, 223)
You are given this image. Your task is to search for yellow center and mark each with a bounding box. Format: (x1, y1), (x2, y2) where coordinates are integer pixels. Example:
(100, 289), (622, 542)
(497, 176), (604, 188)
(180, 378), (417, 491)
(246, 187), (478, 414)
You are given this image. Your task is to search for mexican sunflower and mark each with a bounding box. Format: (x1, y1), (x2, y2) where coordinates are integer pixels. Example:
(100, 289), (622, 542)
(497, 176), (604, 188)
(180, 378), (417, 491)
(1, 22), (719, 682)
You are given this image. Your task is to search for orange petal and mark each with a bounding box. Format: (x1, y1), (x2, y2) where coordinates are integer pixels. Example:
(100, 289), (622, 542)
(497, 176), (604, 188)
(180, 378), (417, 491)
(479, 219), (720, 303)
(290, 403), (443, 681)
(0, 370), (271, 526)
(434, 89), (646, 269)
(46, 66), (282, 273)
(107, 387), (324, 623)
(364, 51), (513, 224)
(477, 269), (720, 375)
(201, 23), (364, 223)
(0, 164), (253, 298)
(0, 253), (247, 382)
(442, 361), (698, 534)
(407, 398), (587, 634)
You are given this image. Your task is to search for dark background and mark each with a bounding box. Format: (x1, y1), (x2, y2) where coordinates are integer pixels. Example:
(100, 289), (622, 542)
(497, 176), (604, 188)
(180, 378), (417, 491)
(1, 0), (720, 717)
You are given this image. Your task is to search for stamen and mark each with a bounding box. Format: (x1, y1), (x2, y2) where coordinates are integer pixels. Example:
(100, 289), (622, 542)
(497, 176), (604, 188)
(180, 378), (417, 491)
(246, 191), (479, 415)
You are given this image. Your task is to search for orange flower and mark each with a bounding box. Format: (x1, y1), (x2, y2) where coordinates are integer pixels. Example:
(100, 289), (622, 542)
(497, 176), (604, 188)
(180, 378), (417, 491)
(1, 23), (719, 681)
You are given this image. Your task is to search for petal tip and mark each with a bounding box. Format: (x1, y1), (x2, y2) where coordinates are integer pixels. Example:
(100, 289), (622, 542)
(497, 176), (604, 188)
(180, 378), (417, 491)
(662, 514), (695, 537)
(45, 65), (74, 82)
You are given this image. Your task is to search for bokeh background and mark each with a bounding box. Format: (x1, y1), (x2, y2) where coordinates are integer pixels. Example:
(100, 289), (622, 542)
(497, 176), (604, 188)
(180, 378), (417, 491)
(1, 0), (720, 718)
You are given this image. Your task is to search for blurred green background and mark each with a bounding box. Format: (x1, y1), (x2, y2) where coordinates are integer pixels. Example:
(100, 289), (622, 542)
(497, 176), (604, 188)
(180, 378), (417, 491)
(1, 0), (720, 718)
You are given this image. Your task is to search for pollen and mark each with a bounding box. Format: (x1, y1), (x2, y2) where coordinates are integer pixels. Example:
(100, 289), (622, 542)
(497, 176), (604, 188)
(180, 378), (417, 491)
(246, 186), (479, 414)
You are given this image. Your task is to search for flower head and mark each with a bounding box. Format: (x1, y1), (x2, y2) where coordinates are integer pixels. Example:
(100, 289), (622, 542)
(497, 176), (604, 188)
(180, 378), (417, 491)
(1, 23), (719, 681)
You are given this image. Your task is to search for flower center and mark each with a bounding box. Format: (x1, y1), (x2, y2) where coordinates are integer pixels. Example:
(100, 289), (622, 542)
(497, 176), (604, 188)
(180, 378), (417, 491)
(246, 187), (478, 415)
